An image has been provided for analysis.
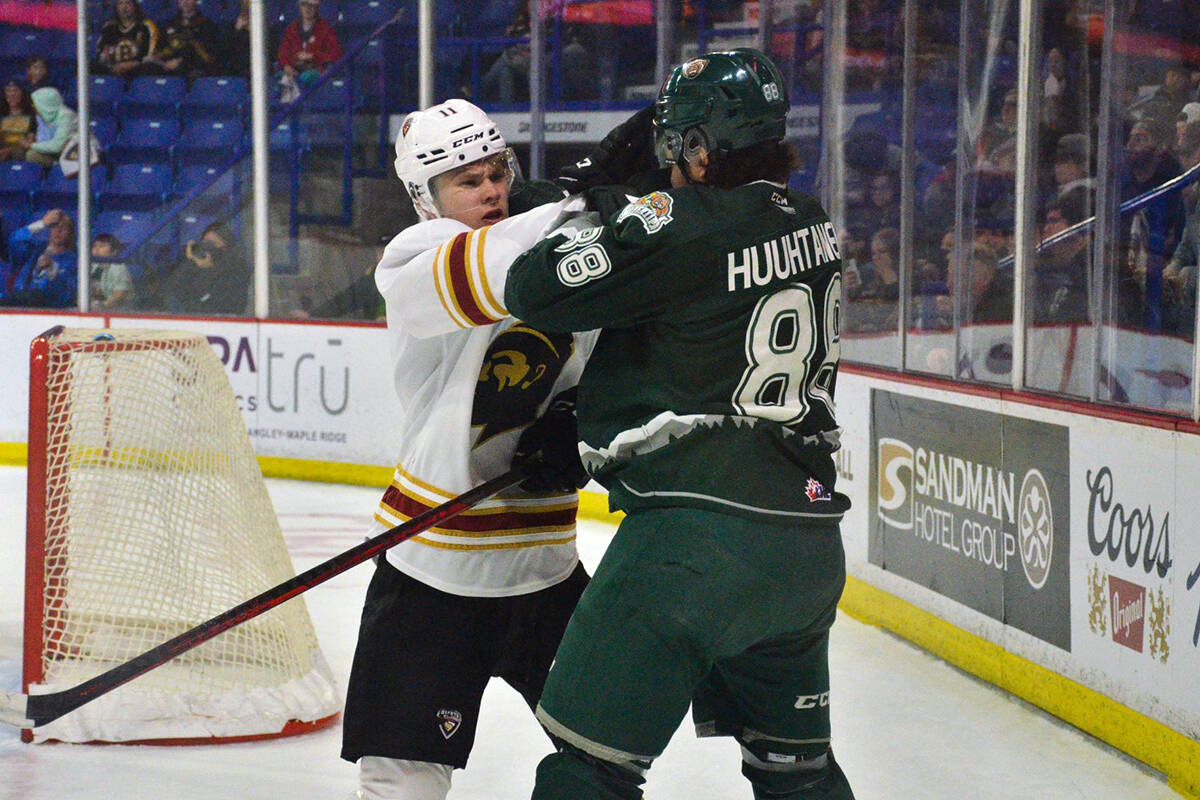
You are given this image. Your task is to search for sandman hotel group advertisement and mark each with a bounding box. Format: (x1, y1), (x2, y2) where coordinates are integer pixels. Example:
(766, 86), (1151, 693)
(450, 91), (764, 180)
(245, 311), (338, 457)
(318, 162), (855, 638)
(869, 389), (1072, 650)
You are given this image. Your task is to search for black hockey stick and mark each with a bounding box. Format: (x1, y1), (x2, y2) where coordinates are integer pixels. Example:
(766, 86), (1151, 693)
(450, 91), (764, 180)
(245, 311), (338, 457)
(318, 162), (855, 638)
(0, 467), (528, 730)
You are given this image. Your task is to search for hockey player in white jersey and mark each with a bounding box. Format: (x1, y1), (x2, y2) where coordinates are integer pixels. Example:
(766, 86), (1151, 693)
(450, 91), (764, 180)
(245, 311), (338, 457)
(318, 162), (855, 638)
(340, 99), (597, 800)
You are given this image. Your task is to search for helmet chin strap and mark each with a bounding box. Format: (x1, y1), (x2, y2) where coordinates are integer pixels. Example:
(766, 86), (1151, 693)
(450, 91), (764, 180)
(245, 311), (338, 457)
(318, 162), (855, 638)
(676, 153), (705, 186)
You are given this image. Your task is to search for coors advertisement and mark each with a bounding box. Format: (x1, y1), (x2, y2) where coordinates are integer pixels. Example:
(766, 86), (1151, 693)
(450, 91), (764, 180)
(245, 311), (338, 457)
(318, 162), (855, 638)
(870, 390), (1072, 650)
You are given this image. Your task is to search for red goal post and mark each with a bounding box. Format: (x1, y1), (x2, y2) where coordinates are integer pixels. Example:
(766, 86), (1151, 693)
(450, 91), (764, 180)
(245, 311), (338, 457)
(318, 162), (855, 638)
(22, 327), (341, 744)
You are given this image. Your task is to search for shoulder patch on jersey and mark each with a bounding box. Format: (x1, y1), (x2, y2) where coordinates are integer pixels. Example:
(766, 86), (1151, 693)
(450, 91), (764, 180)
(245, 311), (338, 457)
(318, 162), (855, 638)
(682, 58), (708, 79)
(616, 191), (674, 235)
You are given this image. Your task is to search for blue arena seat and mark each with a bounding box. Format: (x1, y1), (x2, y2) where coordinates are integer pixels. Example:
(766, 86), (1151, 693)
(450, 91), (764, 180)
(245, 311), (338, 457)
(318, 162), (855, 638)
(88, 75), (124, 117)
(176, 164), (239, 215)
(341, 0), (394, 34)
(100, 163), (174, 212)
(1, 204), (30, 248)
(306, 114), (347, 150)
(269, 118), (303, 148)
(280, 0), (340, 24)
(93, 210), (174, 276)
(119, 76), (187, 120)
(33, 165), (82, 211)
(177, 211), (215, 252)
(176, 119), (244, 167)
(108, 118), (181, 165)
(180, 76), (250, 121)
(0, 161), (42, 215)
(197, 0), (241, 24)
(0, 27), (54, 60)
(140, 0), (170, 18)
(89, 117), (120, 151)
(46, 31), (76, 63)
(305, 78), (351, 111)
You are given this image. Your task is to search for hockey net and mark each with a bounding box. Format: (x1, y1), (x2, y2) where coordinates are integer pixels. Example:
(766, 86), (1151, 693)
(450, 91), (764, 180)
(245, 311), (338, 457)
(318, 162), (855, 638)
(23, 327), (340, 744)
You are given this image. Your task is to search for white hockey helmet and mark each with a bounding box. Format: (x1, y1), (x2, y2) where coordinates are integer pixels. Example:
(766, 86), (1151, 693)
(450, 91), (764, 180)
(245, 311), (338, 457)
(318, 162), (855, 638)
(394, 99), (515, 220)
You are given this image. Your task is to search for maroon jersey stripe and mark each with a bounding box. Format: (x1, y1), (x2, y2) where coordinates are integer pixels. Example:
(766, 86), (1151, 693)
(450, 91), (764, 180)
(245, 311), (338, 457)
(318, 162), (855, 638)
(381, 485), (577, 533)
(446, 232), (495, 326)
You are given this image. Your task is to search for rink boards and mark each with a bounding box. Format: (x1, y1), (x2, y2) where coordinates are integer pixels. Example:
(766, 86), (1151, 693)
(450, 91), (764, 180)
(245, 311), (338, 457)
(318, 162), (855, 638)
(1, 310), (1198, 797)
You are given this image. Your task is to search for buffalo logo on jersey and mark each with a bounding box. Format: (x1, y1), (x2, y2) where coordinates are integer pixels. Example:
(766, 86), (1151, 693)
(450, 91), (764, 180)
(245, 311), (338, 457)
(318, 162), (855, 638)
(436, 709), (462, 739)
(616, 191), (674, 235)
(682, 58), (708, 79)
(473, 325), (573, 445)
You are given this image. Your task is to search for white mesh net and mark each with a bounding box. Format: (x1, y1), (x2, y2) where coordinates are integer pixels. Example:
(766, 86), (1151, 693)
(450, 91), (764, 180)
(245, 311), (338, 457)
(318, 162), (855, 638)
(26, 328), (340, 743)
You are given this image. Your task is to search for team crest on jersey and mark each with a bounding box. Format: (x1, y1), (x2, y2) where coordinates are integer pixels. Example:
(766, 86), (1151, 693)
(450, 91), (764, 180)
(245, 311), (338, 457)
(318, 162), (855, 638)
(436, 709), (463, 739)
(616, 191), (674, 235)
(804, 478), (831, 502)
(682, 58), (708, 79)
(474, 325), (573, 446)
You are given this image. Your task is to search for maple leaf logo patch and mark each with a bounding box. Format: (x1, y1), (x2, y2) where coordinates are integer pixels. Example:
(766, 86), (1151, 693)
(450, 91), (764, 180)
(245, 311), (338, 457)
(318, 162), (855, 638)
(804, 478), (831, 502)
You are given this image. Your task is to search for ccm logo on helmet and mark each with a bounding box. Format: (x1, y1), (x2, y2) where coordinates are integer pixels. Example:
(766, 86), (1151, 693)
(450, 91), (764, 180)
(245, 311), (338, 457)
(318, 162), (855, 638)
(452, 131), (486, 148)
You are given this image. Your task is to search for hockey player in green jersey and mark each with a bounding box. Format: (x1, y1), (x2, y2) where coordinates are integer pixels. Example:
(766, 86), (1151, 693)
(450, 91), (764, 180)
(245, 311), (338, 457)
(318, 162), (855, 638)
(504, 49), (855, 799)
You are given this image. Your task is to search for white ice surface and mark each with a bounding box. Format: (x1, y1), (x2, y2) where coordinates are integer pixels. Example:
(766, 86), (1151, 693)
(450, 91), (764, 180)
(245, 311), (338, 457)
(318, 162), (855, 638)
(0, 466), (1181, 799)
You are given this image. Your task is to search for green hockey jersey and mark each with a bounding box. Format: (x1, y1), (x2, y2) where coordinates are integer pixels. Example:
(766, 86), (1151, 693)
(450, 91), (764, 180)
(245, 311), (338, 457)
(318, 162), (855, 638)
(505, 180), (849, 521)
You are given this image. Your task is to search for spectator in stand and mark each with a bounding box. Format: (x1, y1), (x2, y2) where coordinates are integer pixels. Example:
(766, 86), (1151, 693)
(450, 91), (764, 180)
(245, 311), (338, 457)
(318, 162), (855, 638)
(1163, 122), (1200, 338)
(0, 208), (77, 308)
(557, 24), (592, 102)
(853, 226), (901, 302)
(1043, 47), (1069, 104)
(148, 0), (224, 80)
(978, 88), (1018, 169)
(0, 79), (36, 161)
(1140, 64), (1194, 129)
(1119, 117), (1186, 330)
(954, 239), (1013, 324)
(276, 0), (343, 101)
(1051, 133), (1093, 197)
(479, 2), (531, 104)
(95, 0), (161, 78)
(863, 170), (901, 234)
(25, 87), (76, 168)
(838, 223), (870, 293)
(22, 55), (53, 95)
(89, 233), (136, 310)
(1034, 187), (1092, 324)
(1176, 102), (1200, 155)
(229, 0), (252, 78)
(167, 221), (250, 314)
(847, 227), (901, 334)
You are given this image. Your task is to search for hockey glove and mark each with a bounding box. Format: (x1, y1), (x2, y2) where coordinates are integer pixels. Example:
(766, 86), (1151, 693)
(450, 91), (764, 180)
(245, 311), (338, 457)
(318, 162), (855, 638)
(513, 387), (589, 493)
(553, 105), (659, 194)
(508, 179), (570, 215)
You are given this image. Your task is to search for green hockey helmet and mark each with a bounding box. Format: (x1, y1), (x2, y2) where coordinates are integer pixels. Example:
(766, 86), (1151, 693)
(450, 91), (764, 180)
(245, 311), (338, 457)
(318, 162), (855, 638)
(654, 48), (789, 169)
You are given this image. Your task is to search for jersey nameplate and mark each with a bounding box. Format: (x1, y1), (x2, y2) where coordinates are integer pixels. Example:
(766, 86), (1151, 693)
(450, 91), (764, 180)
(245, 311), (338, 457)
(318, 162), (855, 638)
(616, 191), (675, 235)
(727, 221), (840, 292)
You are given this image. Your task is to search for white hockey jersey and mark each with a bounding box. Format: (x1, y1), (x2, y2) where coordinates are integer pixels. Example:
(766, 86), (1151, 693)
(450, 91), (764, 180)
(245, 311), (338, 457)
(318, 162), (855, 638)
(372, 196), (596, 597)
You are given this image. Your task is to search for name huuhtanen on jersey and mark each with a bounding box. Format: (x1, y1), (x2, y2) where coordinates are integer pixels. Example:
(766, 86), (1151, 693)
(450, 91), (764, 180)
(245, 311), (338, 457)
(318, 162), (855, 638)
(727, 220), (840, 292)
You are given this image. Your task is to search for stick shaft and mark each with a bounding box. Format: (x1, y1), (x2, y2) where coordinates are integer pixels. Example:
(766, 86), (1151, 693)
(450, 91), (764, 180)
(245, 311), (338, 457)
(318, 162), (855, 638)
(22, 468), (527, 728)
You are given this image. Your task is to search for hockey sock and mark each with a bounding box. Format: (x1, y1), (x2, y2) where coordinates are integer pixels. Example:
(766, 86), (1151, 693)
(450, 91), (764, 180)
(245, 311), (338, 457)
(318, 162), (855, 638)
(531, 744), (646, 800)
(358, 756), (452, 800)
(742, 749), (855, 800)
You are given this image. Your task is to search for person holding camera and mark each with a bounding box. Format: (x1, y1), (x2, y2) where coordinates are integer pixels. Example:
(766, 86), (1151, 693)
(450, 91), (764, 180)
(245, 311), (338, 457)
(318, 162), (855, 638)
(167, 221), (250, 315)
